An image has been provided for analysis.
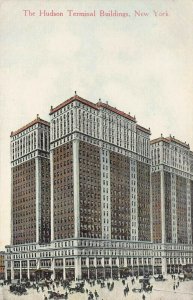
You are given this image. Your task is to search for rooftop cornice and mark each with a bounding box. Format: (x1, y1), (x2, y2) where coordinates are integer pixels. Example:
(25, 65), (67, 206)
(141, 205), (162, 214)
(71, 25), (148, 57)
(11, 115), (50, 137)
(50, 94), (98, 115)
(151, 135), (190, 149)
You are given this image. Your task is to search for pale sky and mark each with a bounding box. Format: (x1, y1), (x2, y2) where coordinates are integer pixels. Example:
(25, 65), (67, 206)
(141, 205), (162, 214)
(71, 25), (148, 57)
(0, 0), (193, 250)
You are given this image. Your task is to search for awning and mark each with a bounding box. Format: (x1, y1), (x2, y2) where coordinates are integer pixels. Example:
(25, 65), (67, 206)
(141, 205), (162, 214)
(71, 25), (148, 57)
(35, 269), (53, 273)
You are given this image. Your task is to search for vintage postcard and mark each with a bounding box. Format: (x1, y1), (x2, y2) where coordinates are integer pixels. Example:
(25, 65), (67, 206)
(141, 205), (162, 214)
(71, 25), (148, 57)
(0, 0), (193, 299)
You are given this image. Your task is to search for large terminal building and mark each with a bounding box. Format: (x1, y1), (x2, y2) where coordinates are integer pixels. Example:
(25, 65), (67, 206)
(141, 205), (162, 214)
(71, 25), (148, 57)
(5, 94), (193, 281)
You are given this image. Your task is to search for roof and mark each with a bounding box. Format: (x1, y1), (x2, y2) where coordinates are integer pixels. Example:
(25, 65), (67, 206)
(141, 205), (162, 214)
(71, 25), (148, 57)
(10, 116), (50, 137)
(166, 136), (190, 149)
(96, 101), (136, 122)
(50, 94), (98, 115)
(136, 124), (151, 134)
(50, 94), (136, 123)
(151, 136), (190, 149)
(150, 137), (170, 144)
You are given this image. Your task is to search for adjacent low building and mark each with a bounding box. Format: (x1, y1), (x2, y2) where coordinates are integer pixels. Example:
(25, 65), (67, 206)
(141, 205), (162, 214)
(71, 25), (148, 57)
(0, 251), (5, 280)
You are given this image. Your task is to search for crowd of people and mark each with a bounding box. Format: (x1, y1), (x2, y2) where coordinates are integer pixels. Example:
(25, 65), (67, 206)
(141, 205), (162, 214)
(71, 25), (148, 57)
(4, 272), (192, 300)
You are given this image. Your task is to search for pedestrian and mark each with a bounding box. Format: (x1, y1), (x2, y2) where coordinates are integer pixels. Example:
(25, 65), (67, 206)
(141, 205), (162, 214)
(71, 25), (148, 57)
(142, 294), (145, 300)
(173, 284), (175, 290)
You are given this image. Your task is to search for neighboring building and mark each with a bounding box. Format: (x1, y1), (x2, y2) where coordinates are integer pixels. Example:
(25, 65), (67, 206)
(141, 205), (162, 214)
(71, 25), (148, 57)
(0, 251), (5, 280)
(4, 94), (193, 281)
(10, 115), (51, 246)
(190, 150), (193, 239)
(151, 135), (193, 273)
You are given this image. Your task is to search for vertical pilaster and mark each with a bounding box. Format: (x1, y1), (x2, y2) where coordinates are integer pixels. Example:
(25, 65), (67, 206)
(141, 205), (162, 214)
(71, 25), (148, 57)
(63, 258), (66, 280)
(110, 257), (113, 278)
(50, 150), (54, 241)
(101, 257), (105, 278)
(86, 257), (89, 279)
(130, 257), (133, 275)
(35, 157), (41, 243)
(116, 257), (120, 278)
(124, 257), (127, 268)
(33, 131), (35, 150)
(130, 159), (138, 241)
(73, 139), (80, 238)
(100, 148), (111, 239)
(74, 106), (78, 131)
(171, 174), (177, 243)
(4, 260), (7, 280)
(19, 261), (22, 281)
(152, 257), (155, 275)
(36, 259), (40, 270)
(150, 172), (153, 242)
(160, 169), (165, 243)
(27, 260), (30, 280)
(162, 254), (167, 275)
(98, 110), (103, 140)
(75, 256), (81, 280)
(11, 168), (13, 246)
(51, 258), (55, 280)
(94, 257), (97, 279)
(187, 179), (192, 244)
(43, 130), (45, 151)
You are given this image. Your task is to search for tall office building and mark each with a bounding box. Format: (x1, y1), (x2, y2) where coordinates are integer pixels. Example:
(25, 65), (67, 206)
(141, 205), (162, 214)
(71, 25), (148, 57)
(10, 115), (51, 246)
(5, 94), (193, 282)
(50, 94), (151, 243)
(151, 135), (193, 245)
(48, 93), (152, 279)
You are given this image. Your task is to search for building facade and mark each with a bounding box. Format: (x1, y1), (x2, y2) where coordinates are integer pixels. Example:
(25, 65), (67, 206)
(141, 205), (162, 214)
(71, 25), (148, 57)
(48, 94), (152, 279)
(0, 251), (5, 280)
(151, 135), (193, 273)
(4, 94), (193, 281)
(8, 116), (51, 279)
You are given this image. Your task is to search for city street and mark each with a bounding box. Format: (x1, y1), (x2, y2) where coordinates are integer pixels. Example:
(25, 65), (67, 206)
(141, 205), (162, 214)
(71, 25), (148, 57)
(1, 275), (193, 300)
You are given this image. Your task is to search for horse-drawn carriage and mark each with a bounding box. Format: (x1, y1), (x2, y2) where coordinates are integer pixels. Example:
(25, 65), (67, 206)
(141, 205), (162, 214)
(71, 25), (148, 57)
(9, 283), (27, 295)
(154, 274), (167, 281)
(48, 291), (68, 299)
